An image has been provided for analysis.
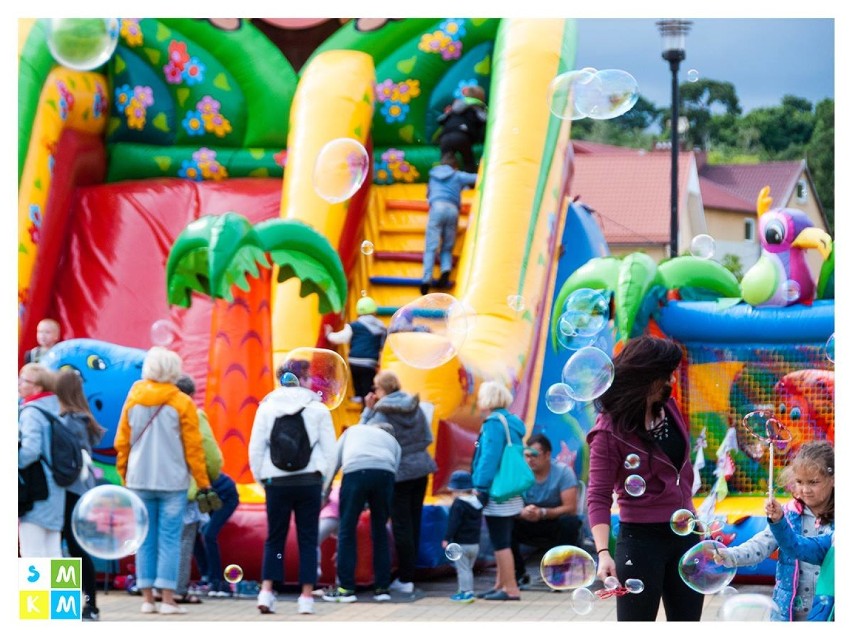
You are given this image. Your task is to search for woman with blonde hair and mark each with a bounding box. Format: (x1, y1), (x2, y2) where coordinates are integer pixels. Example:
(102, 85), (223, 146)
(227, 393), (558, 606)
(18, 363), (64, 557)
(115, 347), (211, 615)
(471, 380), (525, 601)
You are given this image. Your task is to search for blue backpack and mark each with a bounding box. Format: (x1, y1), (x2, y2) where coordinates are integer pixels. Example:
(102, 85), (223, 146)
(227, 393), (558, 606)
(25, 405), (83, 487)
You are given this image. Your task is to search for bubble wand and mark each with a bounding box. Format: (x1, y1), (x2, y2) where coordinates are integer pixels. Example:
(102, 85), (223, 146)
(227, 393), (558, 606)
(742, 411), (791, 501)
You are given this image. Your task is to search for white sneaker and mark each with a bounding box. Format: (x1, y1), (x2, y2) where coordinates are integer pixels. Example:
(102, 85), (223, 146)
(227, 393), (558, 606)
(297, 596), (315, 614)
(389, 578), (414, 594)
(257, 590), (276, 614)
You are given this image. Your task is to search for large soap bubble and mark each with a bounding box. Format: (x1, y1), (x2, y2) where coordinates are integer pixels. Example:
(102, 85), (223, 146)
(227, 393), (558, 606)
(555, 312), (597, 351)
(544, 383), (575, 414)
(313, 138), (369, 204)
(387, 293), (469, 369)
(574, 69), (639, 120)
(47, 18), (119, 71)
(561, 346), (614, 401)
(278, 347), (349, 410)
(678, 540), (736, 595)
(547, 69), (597, 120)
(539, 545), (596, 591)
(690, 234), (716, 259)
(71, 484), (149, 560)
(571, 587), (595, 615)
(563, 288), (610, 337)
(718, 593), (779, 621)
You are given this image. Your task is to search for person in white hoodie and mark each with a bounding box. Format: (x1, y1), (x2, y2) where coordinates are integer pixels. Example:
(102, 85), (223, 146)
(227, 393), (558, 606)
(248, 373), (337, 616)
(322, 422), (401, 603)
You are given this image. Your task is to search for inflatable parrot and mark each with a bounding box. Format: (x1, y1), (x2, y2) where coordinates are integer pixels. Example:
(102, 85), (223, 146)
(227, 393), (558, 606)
(741, 186), (832, 307)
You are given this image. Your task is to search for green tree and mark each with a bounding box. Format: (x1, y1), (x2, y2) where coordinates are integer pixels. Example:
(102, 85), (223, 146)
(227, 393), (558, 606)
(721, 254), (744, 281)
(570, 95), (661, 148)
(677, 79), (742, 149)
(807, 99), (834, 233)
(740, 95), (815, 153)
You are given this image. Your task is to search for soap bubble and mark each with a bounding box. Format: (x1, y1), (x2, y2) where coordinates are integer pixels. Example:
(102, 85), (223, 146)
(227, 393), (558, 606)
(690, 234), (716, 259)
(278, 347), (349, 409)
(545, 383), (576, 414)
(571, 587), (595, 615)
(624, 474), (646, 497)
(313, 138), (369, 203)
(719, 585), (738, 597)
(687, 69), (700, 83)
(783, 279), (801, 303)
(71, 484), (149, 560)
(624, 578), (645, 594)
(445, 543), (463, 561)
(540, 545), (596, 590)
(563, 288), (610, 337)
(547, 69), (597, 120)
(223, 564), (244, 584)
(47, 18), (119, 71)
(678, 540), (737, 594)
(670, 508), (696, 536)
(718, 593), (779, 621)
(575, 69), (639, 120)
(150, 318), (179, 347)
(556, 313), (597, 351)
(279, 371), (299, 388)
(623, 453), (640, 470)
(561, 346), (614, 401)
(603, 575), (620, 590)
(360, 240), (374, 255)
(507, 294), (526, 312)
(825, 333), (835, 363)
(387, 293), (469, 369)
(742, 410), (790, 446)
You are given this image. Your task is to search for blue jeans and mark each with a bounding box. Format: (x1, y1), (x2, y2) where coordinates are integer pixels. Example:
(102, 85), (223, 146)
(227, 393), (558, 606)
(261, 481), (321, 587)
(422, 200), (459, 282)
(133, 489), (187, 591)
(337, 469), (395, 591)
(198, 473), (239, 591)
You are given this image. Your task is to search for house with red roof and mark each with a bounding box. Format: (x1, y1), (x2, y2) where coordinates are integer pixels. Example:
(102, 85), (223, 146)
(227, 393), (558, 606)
(569, 141), (829, 281)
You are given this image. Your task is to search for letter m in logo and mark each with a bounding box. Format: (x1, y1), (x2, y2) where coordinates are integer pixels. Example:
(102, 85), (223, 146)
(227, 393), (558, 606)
(51, 559), (81, 589)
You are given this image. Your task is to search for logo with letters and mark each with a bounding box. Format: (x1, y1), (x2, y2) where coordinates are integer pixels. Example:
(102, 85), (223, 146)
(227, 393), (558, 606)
(19, 558), (82, 620)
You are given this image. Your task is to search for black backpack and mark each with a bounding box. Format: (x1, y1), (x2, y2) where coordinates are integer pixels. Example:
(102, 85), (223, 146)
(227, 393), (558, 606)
(269, 408), (314, 472)
(25, 405), (83, 487)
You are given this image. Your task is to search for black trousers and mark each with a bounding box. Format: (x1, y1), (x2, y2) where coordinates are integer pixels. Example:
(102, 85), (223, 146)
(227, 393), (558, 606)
(511, 514), (582, 578)
(350, 364), (377, 400)
(615, 522), (704, 621)
(63, 492), (97, 607)
(390, 475), (429, 583)
(439, 131), (476, 173)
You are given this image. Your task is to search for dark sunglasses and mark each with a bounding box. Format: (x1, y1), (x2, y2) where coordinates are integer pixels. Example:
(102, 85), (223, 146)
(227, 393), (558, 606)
(523, 447), (541, 457)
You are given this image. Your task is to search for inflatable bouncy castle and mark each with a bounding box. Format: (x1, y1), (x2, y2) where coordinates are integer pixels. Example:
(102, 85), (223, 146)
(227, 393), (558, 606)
(19, 18), (584, 583)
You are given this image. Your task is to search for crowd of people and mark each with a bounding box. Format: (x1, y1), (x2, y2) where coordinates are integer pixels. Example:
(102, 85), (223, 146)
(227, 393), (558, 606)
(18, 319), (835, 622)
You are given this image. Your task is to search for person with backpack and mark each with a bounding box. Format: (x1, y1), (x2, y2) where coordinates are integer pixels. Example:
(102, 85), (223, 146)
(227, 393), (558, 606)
(54, 369), (106, 620)
(248, 368), (338, 615)
(18, 363), (65, 557)
(115, 347), (212, 616)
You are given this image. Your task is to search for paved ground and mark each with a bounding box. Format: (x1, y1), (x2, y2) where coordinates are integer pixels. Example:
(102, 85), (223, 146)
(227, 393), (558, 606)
(87, 563), (773, 625)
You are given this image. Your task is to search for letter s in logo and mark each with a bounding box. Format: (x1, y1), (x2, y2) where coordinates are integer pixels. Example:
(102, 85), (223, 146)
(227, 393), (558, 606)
(27, 565), (39, 583)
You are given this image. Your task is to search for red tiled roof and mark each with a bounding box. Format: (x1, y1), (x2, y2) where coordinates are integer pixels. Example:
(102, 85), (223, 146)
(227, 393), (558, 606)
(570, 152), (692, 245)
(571, 140), (646, 156)
(698, 161), (804, 212)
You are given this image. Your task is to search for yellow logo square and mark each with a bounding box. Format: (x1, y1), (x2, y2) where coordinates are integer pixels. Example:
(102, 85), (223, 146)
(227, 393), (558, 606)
(19, 590), (50, 620)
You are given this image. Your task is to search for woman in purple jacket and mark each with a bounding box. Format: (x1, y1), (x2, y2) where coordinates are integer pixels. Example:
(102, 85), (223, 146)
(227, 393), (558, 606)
(586, 336), (703, 621)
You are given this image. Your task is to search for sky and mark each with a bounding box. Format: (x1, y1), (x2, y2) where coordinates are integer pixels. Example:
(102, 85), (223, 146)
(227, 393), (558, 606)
(574, 18), (835, 114)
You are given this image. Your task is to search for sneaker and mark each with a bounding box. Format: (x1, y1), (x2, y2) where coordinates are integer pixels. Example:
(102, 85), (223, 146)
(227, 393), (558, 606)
(297, 596), (315, 614)
(158, 602), (188, 615)
(389, 578), (414, 594)
(450, 591), (475, 603)
(517, 573), (532, 590)
(140, 601), (156, 614)
(257, 590), (276, 614)
(419, 282), (430, 296)
(82, 604), (100, 620)
(436, 271), (451, 289)
(210, 589), (233, 598)
(322, 587), (357, 603)
(373, 588), (392, 602)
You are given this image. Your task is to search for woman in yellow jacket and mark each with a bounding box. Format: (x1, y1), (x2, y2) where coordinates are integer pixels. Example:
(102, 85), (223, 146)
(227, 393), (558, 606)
(115, 347), (211, 615)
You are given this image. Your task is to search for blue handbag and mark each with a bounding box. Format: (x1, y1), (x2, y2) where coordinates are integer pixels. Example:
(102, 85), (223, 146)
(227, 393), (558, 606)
(489, 413), (534, 502)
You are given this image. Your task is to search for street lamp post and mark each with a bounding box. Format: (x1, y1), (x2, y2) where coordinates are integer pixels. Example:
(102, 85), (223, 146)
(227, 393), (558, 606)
(657, 19), (691, 258)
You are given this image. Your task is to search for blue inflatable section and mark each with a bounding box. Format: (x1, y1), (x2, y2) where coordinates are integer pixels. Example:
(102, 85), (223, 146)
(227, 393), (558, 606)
(657, 299), (834, 344)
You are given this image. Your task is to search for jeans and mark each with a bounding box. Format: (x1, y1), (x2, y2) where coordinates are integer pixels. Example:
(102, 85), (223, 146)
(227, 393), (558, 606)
(337, 469), (395, 591)
(391, 475), (428, 583)
(133, 489), (187, 591)
(511, 514), (582, 579)
(63, 492), (97, 606)
(198, 473), (239, 591)
(261, 481), (321, 587)
(422, 200), (460, 283)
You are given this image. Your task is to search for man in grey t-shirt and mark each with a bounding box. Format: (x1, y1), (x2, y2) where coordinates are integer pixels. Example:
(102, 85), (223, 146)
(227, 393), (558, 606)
(511, 433), (582, 585)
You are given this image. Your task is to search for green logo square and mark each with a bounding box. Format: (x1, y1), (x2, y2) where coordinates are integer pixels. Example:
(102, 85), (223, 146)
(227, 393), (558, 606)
(51, 558), (82, 589)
